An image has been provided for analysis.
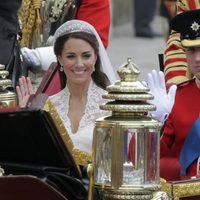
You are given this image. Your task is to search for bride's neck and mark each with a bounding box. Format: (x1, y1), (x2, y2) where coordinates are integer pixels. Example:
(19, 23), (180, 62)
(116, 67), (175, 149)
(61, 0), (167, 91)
(67, 80), (91, 98)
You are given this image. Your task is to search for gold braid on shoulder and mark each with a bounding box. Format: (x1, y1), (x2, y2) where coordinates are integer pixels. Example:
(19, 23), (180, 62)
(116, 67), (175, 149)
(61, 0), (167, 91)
(19, 0), (42, 48)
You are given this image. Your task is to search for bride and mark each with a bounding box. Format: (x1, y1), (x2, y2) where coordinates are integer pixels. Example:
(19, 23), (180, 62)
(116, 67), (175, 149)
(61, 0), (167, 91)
(16, 19), (116, 156)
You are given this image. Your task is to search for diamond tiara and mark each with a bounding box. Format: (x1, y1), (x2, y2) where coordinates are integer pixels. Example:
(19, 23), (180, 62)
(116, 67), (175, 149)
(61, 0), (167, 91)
(54, 21), (94, 40)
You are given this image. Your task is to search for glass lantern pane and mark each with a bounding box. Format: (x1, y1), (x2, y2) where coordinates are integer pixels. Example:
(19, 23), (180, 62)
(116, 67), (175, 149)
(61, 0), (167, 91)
(146, 129), (160, 185)
(122, 128), (160, 186)
(122, 128), (145, 185)
(94, 127), (112, 185)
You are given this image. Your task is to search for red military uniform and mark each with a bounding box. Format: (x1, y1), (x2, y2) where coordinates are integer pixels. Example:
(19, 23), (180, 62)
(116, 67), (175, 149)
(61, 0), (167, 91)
(76, 0), (110, 48)
(164, 0), (200, 84)
(161, 79), (200, 177)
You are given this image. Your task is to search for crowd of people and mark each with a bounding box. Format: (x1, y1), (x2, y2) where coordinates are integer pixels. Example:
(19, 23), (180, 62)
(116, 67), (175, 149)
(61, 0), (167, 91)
(2, 0), (200, 190)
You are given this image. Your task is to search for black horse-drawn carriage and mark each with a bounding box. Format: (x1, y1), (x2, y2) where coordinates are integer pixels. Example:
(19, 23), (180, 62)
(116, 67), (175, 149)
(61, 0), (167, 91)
(0, 103), (88, 200)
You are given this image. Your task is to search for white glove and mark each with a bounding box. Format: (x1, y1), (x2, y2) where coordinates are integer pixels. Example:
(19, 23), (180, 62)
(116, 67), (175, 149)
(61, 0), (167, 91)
(147, 70), (177, 123)
(21, 46), (56, 71)
(21, 47), (41, 70)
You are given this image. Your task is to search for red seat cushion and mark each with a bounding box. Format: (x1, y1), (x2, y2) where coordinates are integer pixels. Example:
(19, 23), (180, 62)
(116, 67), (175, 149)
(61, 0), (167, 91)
(35, 63), (62, 96)
(45, 70), (61, 96)
(0, 107), (18, 112)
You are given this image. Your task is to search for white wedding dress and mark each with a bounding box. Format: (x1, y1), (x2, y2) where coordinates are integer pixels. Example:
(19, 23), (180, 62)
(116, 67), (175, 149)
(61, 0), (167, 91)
(50, 80), (110, 154)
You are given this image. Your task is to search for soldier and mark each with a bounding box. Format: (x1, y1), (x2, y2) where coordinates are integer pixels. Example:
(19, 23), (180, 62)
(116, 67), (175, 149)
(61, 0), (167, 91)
(152, 9), (200, 178)
(20, 0), (111, 49)
(164, 0), (200, 85)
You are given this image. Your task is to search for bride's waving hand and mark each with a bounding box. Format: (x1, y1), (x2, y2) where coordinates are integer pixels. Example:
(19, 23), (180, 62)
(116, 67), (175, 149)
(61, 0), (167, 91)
(16, 76), (34, 108)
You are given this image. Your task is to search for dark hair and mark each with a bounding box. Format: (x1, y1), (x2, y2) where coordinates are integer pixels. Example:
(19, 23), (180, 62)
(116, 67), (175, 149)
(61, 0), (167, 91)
(54, 32), (110, 90)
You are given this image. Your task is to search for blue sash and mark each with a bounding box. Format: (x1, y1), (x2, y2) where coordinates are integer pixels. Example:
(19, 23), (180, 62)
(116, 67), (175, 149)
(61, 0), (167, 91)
(180, 118), (200, 175)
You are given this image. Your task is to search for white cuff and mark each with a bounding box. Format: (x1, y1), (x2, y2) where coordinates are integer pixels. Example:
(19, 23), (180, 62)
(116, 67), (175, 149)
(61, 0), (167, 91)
(148, 112), (169, 124)
(35, 46), (57, 71)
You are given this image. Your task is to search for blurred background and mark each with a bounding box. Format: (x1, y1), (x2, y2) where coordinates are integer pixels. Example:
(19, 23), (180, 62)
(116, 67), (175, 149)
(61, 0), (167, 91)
(108, 0), (170, 81)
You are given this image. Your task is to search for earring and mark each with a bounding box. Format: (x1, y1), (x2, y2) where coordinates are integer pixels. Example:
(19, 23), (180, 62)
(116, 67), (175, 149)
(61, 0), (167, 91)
(93, 66), (95, 71)
(60, 65), (64, 72)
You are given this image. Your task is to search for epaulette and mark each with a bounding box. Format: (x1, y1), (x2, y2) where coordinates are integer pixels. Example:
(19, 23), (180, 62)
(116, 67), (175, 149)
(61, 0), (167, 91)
(177, 78), (195, 89)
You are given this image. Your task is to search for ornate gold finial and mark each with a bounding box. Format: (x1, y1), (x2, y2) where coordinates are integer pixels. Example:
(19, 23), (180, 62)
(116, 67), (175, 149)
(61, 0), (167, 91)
(0, 64), (17, 108)
(0, 166), (4, 177)
(0, 64), (12, 90)
(117, 57), (140, 82)
(100, 57), (156, 116)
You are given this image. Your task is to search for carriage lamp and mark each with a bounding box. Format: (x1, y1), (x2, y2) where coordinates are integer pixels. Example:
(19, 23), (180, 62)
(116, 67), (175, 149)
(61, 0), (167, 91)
(0, 64), (17, 108)
(88, 58), (163, 200)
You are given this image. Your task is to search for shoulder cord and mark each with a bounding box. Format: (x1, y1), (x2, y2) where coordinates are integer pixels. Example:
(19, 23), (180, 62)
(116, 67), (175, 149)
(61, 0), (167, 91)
(19, 0), (42, 48)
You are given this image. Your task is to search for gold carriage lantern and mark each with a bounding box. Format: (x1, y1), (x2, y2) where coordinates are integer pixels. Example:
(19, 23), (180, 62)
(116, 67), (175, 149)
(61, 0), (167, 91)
(89, 58), (163, 200)
(0, 64), (17, 108)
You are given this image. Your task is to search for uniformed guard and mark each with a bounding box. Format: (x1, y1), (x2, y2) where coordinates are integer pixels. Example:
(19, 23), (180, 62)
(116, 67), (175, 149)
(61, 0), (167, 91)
(161, 9), (200, 178)
(164, 0), (200, 85)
